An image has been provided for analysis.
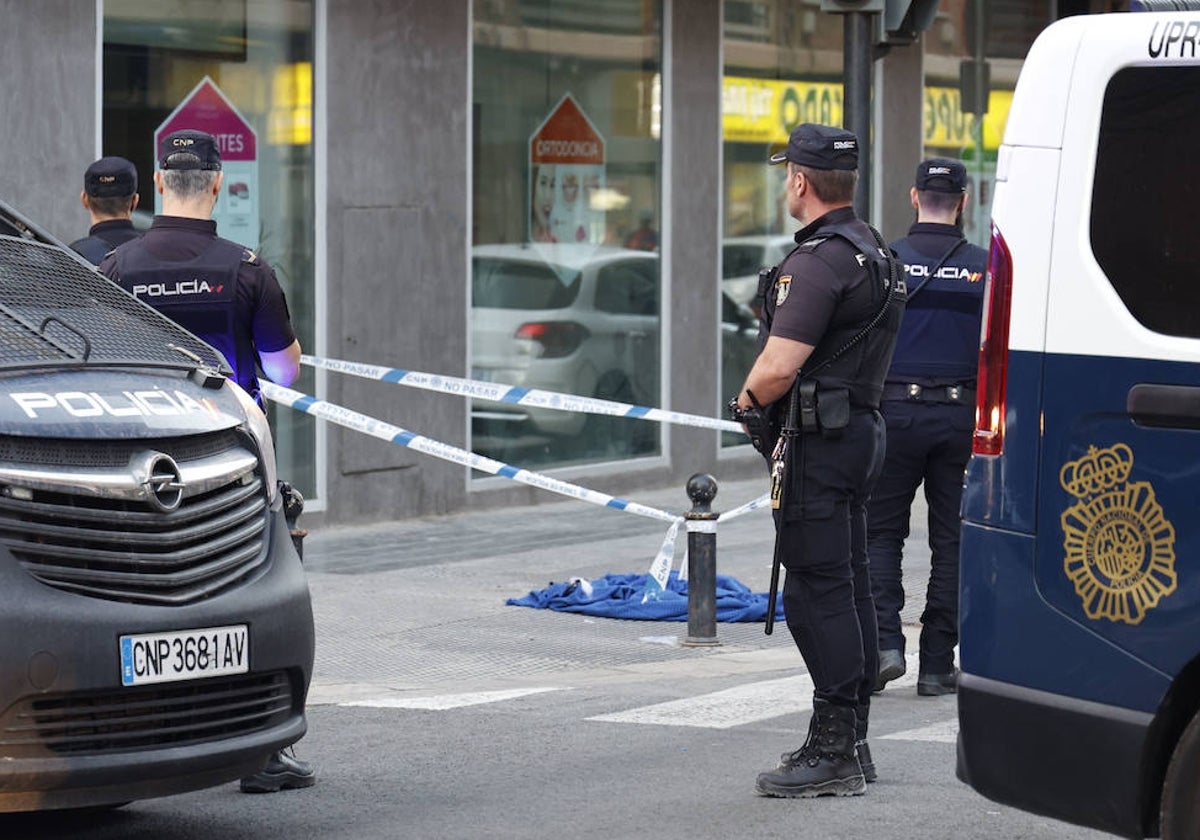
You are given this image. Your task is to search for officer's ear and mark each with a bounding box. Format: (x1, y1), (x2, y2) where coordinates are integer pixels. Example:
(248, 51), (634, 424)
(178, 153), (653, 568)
(909, 187), (919, 211)
(212, 171), (224, 198)
(153, 170), (166, 195)
(80, 191), (90, 211)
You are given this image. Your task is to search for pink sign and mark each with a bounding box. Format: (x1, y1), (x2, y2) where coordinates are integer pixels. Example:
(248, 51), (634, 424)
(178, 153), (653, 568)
(155, 77), (256, 161)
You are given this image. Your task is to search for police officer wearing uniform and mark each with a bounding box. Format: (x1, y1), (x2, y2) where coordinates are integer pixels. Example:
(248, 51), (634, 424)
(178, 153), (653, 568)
(869, 158), (987, 697)
(99, 130), (312, 793)
(99, 130), (301, 405)
(732, 123), (905, 798)
(69, 156), (142, 266)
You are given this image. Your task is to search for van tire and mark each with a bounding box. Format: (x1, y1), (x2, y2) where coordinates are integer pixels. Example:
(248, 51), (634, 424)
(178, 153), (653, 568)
(1161, 709), (1200, 840)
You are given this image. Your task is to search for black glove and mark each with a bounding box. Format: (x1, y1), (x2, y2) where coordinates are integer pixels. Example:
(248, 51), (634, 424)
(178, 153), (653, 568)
(727, 395), (778, 456)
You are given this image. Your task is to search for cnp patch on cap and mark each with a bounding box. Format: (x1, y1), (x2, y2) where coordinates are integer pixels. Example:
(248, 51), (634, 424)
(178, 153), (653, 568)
(768, 123), (859, 171)
(84, 156), (137, 198)
(159, 129), (222, 171)
(915, 157), (967, 193)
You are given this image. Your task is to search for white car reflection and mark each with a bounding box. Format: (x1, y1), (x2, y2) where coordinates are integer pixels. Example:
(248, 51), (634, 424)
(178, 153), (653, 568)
(472, 244), (660, 443)
(722, 233), (797, 306)
(470, 243), (759, 452)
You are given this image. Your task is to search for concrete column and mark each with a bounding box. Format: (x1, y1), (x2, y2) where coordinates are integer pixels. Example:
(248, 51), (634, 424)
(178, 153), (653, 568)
(0, 1), (96, 241)
(874, 38), (926, 242)
(665, 0), (726, 486)
(323, 0), (470, 522)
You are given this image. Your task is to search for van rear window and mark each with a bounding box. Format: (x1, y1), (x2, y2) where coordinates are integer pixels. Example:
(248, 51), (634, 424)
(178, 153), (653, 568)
(1091, 66), (1200, 338)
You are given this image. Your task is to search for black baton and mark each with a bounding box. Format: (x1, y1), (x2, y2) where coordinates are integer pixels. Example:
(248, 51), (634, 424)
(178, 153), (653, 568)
(764, 377), (802, 635)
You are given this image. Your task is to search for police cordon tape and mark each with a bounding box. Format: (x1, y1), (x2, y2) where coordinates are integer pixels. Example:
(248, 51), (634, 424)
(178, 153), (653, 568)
(299, 354), (744, 434)
(261, 381), (770, 599)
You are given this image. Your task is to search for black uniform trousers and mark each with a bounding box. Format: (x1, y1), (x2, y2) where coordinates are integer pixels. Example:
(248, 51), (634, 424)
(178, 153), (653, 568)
(866, 399), (973, 675)
(775, 409), (886, 709)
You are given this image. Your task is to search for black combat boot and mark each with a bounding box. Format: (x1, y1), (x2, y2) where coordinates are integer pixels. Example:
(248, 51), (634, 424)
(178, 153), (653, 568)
(756, 699), (865, 798)
(855, 704), (876, 783)
(779, 706), (875, 783)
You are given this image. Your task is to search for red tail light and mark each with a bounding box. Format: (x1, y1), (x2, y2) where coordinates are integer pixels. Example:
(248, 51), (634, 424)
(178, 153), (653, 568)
(973, 223), (1013, 456)
(514, 322), (589, 358)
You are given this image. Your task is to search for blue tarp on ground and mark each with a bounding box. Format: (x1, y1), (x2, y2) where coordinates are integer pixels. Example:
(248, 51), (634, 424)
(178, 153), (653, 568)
(506, 571), (784, 623)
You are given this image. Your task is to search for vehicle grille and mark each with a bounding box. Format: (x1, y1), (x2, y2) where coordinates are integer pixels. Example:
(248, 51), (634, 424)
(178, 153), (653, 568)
(0, 432), (270, 605)
(0, 671), (294, 756)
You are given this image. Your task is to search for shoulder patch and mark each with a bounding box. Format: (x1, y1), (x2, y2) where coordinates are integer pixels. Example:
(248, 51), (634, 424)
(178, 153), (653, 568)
(241, 248), (260, 265)
(800, 235), (830, 251)
(776, 275), (791, 307)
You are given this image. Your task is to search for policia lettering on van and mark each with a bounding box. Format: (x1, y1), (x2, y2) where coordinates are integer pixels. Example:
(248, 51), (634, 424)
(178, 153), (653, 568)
(956, 8), (1200, 840)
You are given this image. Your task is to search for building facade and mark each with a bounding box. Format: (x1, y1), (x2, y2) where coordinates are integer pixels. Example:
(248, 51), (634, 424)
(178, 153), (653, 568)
(0, 0), (1113, 525)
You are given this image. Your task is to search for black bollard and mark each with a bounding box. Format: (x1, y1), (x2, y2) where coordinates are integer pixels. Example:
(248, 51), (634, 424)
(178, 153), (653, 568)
(682, 473), (721, 647)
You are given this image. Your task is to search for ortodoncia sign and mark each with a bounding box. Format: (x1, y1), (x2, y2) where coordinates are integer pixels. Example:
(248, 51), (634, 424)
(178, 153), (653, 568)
(155, 76), (260, 249)
(528, 94), (607, 268)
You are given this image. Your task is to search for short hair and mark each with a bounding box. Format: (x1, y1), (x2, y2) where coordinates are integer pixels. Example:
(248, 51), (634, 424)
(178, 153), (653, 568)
(162, 168), (218, 199)
(88, 194), (135, 217)
(917, 189), (963, 215)
(792, 163), (857, 204)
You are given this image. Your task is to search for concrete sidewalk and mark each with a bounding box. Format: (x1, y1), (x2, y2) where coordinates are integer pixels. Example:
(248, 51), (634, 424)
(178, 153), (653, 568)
(301, 474), (932, 702)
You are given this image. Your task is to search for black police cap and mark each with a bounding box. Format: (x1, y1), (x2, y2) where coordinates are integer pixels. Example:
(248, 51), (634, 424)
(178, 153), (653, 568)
(159, 129), (222, 171)
(768, 123), (859, 171)
(84, 156), (137, 198)
(915, 157), (967, 193)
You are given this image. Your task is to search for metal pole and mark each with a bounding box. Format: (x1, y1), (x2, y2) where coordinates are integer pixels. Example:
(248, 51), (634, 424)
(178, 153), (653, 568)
(844, 11), (874, 221)
(682, 473), (720, 647)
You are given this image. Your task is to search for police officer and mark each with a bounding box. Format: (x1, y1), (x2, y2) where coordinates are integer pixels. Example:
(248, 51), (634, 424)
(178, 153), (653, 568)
(99, 130), (301, 404)
(869, 158), (987, 697)
(69, 156), (142, 266)
(733, 123), (904, 798)
(99, 130), (311, 793)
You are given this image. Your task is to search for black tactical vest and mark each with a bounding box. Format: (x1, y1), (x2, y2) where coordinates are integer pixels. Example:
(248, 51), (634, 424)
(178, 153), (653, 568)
(113, 238), (250, 390)
(760, 217), (906, 409)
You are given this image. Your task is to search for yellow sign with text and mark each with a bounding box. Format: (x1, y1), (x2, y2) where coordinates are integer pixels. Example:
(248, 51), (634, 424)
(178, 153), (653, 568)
(722, 75), (1011, 152)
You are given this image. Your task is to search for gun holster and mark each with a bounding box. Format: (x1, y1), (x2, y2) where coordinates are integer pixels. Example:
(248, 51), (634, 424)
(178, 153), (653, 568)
(727, 396), (778, 456)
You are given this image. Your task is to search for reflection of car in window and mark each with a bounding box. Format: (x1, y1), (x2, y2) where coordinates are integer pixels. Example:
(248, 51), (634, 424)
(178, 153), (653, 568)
(470, 243), (756, 457)
(0, 198), (314, 814)
(721, 234), (796, 307)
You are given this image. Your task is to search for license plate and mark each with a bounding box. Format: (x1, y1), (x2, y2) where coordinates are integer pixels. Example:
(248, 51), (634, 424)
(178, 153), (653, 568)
(120, 625), (249, 686)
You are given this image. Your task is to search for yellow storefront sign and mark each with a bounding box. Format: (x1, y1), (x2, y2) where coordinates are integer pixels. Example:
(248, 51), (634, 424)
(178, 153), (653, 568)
(722, 75), (1011, 153)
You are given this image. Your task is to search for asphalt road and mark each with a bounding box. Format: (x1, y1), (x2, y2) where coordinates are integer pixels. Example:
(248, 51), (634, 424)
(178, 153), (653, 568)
(0, 478), (1118, 840)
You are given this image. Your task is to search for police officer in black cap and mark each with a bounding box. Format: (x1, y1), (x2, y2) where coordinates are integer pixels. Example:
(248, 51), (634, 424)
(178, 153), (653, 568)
(732, 123), (905, 798)
(69, 156), (142, 265)
(100, 132), (311, 793)
(99, 129), (301, 406)
(869, 158), (987, 697)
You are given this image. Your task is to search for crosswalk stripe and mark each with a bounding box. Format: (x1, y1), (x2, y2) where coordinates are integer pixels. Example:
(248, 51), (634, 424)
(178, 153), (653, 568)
(586, 653), (923, 730)
(340, 687), (565, 710)
(587, 674), (815, 729)
(880, 719), (959, 743)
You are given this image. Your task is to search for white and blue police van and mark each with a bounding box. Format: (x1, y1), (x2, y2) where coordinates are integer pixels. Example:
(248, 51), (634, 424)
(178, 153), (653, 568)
(956, 7), (1200, 839)
(0, 200), (314, 812)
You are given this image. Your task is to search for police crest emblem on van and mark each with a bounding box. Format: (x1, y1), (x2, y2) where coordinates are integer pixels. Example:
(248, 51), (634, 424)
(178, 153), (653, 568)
(1059, 442), (1177, 625)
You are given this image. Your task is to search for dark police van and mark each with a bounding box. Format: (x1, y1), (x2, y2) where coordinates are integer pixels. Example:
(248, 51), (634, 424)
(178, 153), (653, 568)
(956, 8), (1200, 840)
(0, 200), (314, 811)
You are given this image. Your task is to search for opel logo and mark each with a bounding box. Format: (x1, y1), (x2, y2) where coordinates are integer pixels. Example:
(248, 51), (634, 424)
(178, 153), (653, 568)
(141, 453), (185, 513)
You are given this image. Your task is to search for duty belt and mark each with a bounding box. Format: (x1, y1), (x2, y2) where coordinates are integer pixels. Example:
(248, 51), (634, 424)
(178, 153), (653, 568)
(882, 382), (975, 405)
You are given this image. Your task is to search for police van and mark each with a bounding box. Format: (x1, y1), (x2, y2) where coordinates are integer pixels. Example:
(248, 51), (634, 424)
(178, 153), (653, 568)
(956, 8), (1200, 839)
(0, 200), (314, 811)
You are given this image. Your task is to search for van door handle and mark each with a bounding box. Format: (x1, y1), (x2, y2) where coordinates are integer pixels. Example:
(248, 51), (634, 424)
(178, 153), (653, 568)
(1127, 383), (1200, 430)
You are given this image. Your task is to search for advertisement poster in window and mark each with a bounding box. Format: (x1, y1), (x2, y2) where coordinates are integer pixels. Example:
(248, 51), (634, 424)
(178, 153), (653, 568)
(528, 94), (605, 274)
(154, 76), (260, 250)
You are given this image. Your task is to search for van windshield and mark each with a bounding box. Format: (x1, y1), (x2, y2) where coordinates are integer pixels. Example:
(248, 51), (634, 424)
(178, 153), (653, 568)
(0, 234), (226, 373)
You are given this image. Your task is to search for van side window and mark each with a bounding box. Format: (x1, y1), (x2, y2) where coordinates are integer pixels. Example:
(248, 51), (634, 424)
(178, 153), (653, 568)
(1091, 66), (1200, 339)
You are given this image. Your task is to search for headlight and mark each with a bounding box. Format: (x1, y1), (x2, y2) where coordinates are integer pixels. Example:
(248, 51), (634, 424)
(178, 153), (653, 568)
(229, 381), (279, 505)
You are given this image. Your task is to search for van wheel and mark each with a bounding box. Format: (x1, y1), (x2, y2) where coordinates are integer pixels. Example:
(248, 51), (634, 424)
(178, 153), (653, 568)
(1161, 710), (1200, 839)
